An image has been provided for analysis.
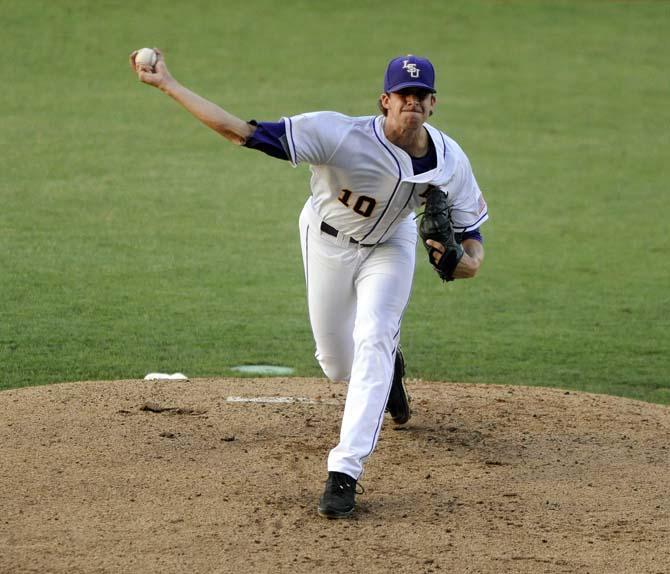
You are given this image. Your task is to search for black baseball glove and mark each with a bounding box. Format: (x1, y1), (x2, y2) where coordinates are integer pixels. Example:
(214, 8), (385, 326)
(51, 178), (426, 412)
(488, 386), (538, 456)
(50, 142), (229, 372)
(418, 187), (464, 282)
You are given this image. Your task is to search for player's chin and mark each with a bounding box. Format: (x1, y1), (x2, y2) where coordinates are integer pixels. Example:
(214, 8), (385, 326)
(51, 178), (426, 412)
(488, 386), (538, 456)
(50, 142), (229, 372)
(401, 113), (426, 127)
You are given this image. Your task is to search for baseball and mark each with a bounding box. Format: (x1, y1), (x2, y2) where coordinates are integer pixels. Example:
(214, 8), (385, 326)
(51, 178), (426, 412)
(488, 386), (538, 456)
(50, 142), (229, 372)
(135, 47), (157, 70)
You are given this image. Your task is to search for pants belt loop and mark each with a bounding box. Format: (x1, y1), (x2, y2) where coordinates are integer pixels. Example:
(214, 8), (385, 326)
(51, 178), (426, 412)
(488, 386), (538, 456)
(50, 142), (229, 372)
(336, 230), (350, 248)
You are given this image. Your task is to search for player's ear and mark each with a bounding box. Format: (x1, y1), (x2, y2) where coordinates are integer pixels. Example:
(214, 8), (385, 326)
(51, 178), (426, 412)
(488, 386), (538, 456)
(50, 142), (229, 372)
(379, 93), (391, 112)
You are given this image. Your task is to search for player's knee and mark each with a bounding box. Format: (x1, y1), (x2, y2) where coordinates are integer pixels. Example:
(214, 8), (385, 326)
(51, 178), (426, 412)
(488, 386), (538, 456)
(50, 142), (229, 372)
(318, 358), (351, 383)
(315, 347), (353, 382)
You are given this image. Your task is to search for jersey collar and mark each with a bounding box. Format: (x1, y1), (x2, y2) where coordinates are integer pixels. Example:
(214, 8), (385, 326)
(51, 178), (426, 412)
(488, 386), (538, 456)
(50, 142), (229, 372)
(374, 116), (455, 185)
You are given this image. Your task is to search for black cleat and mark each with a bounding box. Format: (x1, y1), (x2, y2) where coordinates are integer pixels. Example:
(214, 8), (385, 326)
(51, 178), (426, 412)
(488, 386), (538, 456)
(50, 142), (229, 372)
(317, 472), (358, 519)
(386, 348), (411, 425)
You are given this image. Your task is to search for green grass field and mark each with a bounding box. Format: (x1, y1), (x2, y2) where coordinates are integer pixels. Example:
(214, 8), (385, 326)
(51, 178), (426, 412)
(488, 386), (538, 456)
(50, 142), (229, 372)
(1, 1), (668, 402)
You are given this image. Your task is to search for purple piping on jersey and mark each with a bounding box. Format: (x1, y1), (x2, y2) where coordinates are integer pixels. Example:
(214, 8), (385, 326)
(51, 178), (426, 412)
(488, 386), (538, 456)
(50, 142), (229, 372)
(360, 118), (403, 244)
(438, 131), (448, 161)
(286, 117), (298, 164)
(453, 210), (488, 232)
(376, 183), (416, 244)
(374, 134), (435, 244)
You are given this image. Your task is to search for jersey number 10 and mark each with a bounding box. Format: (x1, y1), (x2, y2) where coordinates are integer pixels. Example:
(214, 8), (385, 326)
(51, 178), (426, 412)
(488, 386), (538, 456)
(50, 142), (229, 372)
(338, 189), (376, 218)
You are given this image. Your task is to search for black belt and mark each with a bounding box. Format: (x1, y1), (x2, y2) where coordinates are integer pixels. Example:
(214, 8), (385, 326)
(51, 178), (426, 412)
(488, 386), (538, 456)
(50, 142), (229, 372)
(320, 221), (374, 247)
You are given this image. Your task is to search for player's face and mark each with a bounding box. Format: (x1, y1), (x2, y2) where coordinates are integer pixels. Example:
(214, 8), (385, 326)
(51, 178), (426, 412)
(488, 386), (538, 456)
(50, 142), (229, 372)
(382, 88), (436, 128)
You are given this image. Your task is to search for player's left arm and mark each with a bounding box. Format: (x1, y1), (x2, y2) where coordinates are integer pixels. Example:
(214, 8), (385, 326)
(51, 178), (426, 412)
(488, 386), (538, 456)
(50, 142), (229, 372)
(453, 238), (484, 279)
(425, 236), (484, 279)
(435, 145), (488, 279)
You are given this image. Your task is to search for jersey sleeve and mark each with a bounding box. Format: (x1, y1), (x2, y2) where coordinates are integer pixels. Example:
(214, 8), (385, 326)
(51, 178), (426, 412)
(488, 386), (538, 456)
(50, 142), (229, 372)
(243, 120), (290, 160)
(283, 111), (351, 167)
(455, 228), (483, 244)
(445, 150), (489, 233)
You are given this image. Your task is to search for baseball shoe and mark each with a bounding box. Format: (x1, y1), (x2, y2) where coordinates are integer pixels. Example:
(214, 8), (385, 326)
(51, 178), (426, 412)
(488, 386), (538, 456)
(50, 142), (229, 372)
(317, 471), (358, 519)
(386, 348), (411, 425)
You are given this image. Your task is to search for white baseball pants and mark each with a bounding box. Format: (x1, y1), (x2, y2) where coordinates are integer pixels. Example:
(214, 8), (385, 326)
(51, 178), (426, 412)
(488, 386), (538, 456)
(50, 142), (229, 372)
(299, 199), (417, 480)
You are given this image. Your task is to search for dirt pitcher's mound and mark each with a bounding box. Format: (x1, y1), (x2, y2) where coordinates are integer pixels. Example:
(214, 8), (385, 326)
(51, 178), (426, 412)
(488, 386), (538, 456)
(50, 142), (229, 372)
(1, 378), (669, 574)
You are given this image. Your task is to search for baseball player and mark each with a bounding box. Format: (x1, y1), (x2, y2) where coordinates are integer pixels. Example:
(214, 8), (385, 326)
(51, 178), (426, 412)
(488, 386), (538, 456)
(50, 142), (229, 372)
(130, 50), (487, 518)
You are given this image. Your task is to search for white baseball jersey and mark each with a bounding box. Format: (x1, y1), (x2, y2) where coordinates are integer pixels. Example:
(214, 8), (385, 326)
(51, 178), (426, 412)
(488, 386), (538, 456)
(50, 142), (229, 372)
(284, 112), (488, 244)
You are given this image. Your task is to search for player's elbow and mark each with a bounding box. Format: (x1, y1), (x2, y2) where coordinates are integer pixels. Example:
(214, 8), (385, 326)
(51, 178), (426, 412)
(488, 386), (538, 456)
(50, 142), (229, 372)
(471, 255), (485, 276)
(458, 263), (480, 279)
(455, 248), (484, 279)
(215, 126), (247, 145)
(463, 265), (479, 279)
(462, 241), (484, 278)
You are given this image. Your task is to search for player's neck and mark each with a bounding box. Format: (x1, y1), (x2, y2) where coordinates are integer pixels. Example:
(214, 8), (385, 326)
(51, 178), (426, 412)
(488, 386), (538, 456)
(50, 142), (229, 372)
(383, 120), (429, 158)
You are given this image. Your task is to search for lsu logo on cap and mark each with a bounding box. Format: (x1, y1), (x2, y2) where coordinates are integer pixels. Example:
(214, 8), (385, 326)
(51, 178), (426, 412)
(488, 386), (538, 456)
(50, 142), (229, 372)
(402, 59), (420, 78)
(384, 55), (435, 93)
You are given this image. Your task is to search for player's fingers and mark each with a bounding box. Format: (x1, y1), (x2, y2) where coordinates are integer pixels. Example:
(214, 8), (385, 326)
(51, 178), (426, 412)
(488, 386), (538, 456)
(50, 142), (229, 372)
(137, 67), (156, 84)
(129, 50), (138, 70)
(426, 240), (445, 264)
(152, 49), (168, 74)
(425, 239), (445, 252)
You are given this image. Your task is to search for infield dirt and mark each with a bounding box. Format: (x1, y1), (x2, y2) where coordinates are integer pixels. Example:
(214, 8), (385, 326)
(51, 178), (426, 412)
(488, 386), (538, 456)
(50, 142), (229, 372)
(1, 378), (669, 573)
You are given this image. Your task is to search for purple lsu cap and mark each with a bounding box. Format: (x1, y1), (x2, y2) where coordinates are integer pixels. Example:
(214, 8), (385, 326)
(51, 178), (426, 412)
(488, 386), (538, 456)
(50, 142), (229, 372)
(384, 55), (436, 93)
